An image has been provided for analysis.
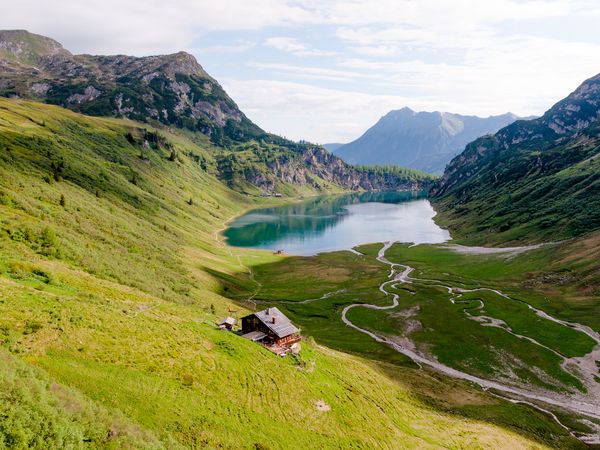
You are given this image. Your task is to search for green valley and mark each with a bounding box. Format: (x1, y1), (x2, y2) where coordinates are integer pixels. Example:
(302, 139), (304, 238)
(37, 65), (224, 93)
(0, 98), (566, 449)
(1, 24), (600, 450)
(223, 239), (600, 445)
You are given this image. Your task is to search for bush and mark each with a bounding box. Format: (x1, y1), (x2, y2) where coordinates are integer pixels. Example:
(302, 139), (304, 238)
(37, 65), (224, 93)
(0, 191), (14, 207)
(40, 227), (57, 249)
(39, 227), (60, 258)
(10, 226), (35, 243)
(0, 349), (165, 449)
(50, 159), (66, 182)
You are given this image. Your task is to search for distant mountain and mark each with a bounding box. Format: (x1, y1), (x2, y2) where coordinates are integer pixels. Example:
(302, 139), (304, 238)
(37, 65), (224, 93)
(322, 143), (344, 152)
(333, 108), (519, 173)
(432, 72), (600, 243)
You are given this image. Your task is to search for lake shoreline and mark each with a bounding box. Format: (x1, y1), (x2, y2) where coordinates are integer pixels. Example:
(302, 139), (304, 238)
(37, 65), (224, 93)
(223, 191), (451, 256)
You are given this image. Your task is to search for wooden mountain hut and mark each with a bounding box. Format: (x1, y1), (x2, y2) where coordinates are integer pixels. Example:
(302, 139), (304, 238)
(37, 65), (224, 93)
(241, 307), (300, 346)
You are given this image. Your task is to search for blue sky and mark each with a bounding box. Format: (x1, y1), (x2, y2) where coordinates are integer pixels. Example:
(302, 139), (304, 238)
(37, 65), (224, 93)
(4, 0), (600, 143)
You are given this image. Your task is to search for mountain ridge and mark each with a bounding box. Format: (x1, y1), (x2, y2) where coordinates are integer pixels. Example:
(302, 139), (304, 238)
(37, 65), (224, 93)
(0, 29), (262, 145)
(333, 107), (520, 173)
(431, 71), (600, 243)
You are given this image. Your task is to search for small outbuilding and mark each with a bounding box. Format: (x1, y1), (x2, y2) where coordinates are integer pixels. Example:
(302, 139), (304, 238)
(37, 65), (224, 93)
(241, 307), (300, 347)
(217, 316), (236, 331)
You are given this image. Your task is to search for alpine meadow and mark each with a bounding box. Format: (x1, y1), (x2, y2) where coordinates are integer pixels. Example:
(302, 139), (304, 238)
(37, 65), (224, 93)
(1, 3), (600, 450)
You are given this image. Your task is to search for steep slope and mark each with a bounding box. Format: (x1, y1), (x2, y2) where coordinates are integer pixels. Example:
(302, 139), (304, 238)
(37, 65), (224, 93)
(219, 141), (436, 194)
(432, 72), (600, 244)
(334, 107), (518, 173)
(0, 98), (563, 448)
(0, 30), (433, 193)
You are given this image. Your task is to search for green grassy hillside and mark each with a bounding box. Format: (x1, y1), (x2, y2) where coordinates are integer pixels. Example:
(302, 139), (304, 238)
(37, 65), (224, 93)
(432, 125), (600, 245)
(0, 98), (562, 448)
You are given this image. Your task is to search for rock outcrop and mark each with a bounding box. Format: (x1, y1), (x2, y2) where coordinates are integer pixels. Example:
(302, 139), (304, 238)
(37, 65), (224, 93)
(224, 146), (433, 192)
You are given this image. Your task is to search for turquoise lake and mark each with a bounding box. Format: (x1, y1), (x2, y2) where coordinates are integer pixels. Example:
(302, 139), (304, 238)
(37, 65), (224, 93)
(223, 191), (451, 256)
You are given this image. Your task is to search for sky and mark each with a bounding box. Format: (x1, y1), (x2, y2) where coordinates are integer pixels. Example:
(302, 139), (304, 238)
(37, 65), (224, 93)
(3, 0), (600, 143)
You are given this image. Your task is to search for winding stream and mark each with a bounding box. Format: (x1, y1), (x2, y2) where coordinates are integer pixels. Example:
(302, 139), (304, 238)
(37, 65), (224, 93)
(340, 242), (600, 441)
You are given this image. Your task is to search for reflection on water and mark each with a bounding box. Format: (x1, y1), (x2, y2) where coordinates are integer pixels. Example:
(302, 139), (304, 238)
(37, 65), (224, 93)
(224, 191), (451, 255)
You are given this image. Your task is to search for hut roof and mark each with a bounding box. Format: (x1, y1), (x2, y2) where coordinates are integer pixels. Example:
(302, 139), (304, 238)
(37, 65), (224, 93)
(252, 307), (299, 338)
(218, 316), (236, 326)
(242, 331), (268, 342)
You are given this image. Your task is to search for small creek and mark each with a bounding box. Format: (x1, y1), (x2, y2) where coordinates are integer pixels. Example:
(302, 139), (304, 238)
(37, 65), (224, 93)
(340, 242), (600, 443)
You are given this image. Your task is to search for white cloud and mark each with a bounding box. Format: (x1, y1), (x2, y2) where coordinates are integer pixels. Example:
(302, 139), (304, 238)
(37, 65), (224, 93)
(353, 45), (404, 57)
(264, 36), (336, 57)
(3, 0), (600, 142)
(223, 78), (446, 143)
(9, 0), (585, 55)
(265, 37), (307, 53)
(249, 62), (376, 82)
(309, 0), (580, 27)
(0, 0), (315, 54)
(193, 40), (256, 55)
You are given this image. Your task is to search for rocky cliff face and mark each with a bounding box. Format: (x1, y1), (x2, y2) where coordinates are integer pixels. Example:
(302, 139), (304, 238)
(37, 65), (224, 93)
(231, 146), (432, 192)
(334, 107), (519, 174)
(0, 30), (262, 145)
(300, 147), (427, 190)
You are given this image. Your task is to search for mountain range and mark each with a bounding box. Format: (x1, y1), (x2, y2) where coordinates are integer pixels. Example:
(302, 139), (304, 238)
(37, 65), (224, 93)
(331, 108), (520, 173)
(0, 30), (434, 194)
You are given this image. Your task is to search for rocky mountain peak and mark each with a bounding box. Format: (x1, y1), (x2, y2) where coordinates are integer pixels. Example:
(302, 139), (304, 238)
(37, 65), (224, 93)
(0, 30), (261, 145)
(163, 51), (208, 77)
(384, 107), (416, 120)
(333, 108), (519, 173)
(86, 50), (210, 82)
(0, 30), (71, 67)
(540, 73), (600, 135)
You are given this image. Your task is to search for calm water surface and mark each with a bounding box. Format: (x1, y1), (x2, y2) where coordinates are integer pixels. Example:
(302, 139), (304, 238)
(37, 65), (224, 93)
(224, 191), (451, 255)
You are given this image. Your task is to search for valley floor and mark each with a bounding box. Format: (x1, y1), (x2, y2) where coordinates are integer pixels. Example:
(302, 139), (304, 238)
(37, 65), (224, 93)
(343, 242), (600, 442)
(229, 236), (600, 447)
